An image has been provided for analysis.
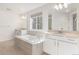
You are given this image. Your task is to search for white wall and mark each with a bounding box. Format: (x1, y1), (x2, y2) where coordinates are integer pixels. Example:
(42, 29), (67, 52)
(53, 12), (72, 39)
(77, 8), (79, 31)
(0, 10), (21, 41)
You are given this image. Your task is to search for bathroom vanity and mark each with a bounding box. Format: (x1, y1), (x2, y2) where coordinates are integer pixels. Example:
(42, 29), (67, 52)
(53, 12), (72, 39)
(15, 35), (44, 55)
(24, 3), (79, 55)
(43, 32), (79, 55)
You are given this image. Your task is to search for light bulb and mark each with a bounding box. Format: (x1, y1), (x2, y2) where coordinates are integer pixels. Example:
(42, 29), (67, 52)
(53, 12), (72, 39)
(21, 16), (26, 19)
(54, 5), (59, 10)
(59, 4), (63, 9)
(63, 3), (68, 8)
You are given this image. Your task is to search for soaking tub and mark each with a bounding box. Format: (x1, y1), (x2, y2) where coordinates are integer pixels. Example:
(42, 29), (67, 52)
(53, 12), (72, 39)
(15, 35), (45, 55)
(16, 35), (45, 44)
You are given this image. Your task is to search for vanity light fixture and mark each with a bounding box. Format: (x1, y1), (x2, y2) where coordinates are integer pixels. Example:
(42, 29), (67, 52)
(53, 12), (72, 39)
(54, 5), (59, 10)
(59, 4), (63, 10)
(63, 3), (68, 8)
(54, 3), (68, 10)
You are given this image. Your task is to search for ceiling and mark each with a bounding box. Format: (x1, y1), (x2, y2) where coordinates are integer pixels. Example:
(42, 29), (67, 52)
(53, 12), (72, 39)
(0, 3), (78, 14)
(0, 3), (46, 14)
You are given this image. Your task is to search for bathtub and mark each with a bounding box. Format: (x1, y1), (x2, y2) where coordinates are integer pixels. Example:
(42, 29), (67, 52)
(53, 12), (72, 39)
(15, 35), (45, 44)
(15, 35), (45, 55)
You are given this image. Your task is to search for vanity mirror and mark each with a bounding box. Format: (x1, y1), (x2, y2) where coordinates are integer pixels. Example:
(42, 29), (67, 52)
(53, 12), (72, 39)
(47, 3), (79, 32)
(27, 3), (79, 32)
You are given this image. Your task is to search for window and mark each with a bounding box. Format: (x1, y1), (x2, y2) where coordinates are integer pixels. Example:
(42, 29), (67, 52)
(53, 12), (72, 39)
(48, 14), (52, 30)
(72, 13), (77, 31)
(31, 13), (42, 30)
(32, 17), (36, 29)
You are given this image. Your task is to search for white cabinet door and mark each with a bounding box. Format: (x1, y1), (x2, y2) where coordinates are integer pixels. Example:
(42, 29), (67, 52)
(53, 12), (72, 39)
(43, 39), (57, 55)
(58, 41), (78, 55)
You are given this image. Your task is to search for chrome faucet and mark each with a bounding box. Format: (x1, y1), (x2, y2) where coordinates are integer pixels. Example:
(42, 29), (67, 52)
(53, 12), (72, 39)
(58, 28), (63, 33)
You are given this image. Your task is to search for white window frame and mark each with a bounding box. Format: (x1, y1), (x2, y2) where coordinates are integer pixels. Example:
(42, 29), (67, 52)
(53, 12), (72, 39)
(30, 13), (43, 31)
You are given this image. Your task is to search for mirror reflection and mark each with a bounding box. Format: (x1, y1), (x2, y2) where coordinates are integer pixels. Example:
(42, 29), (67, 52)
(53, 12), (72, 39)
(27, 3), (79, 32)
